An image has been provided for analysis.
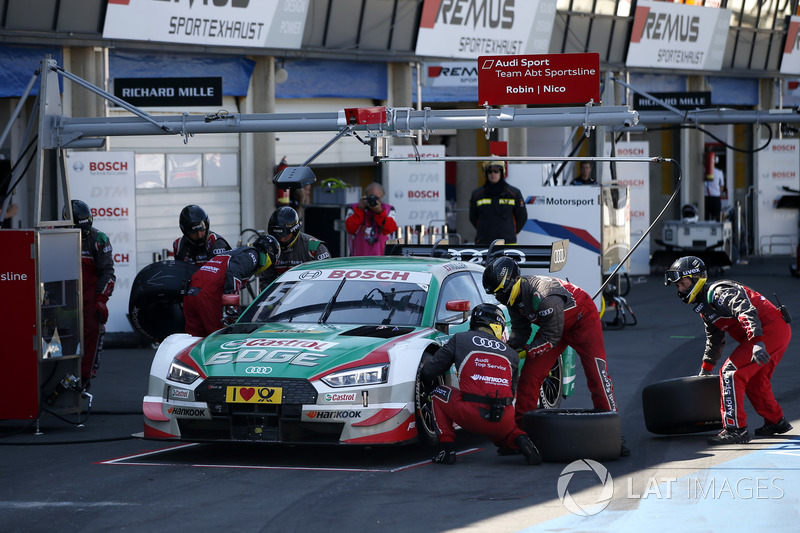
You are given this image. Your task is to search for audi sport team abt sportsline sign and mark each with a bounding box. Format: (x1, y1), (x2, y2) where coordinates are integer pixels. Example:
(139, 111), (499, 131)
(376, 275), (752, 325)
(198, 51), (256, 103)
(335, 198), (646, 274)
(478, 53), (600, 106)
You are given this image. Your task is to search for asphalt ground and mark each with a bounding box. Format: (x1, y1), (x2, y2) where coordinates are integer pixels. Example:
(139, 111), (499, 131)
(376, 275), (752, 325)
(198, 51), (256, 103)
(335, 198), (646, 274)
(1, 255), (799, 532)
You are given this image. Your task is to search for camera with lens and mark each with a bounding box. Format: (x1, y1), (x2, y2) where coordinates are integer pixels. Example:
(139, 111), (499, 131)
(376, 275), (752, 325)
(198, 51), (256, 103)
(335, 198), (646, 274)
(366, 194), (380, 208)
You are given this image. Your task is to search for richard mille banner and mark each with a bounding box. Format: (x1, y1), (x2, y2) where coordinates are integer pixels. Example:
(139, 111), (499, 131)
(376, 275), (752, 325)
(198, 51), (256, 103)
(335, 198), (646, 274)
(415, 0), (558, 59)
(104, 0), (308, 49)
(626, 0), (731, 71)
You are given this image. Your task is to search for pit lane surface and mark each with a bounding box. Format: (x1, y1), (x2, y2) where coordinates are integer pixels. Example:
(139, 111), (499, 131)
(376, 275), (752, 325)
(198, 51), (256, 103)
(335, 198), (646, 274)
(2, 257), (798, 533)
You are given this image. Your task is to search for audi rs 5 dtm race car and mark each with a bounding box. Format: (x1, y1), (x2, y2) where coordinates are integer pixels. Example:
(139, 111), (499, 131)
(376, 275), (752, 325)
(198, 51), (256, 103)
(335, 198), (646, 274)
(143, 256), (500, 444)
(142, 251), (571, 445)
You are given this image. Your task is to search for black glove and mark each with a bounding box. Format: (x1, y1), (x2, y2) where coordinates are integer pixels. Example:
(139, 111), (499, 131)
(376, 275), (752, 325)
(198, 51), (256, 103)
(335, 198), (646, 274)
(751, 342), (770, 366)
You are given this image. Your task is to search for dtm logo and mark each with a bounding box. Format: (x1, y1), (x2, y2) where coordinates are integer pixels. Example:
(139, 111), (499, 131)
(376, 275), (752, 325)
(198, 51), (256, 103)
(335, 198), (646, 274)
(245, 366), (273, 375)
(472, 336), (505, 351)
(306, 410), (362, 419)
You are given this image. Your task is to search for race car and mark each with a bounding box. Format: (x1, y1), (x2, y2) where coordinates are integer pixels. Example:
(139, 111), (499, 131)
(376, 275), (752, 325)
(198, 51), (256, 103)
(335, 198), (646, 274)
(142, 248), (572, 445)
(143, 256), (497, 444)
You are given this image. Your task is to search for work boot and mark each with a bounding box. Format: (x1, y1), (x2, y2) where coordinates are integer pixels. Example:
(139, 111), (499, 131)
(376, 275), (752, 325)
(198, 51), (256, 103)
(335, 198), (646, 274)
(708, 426), (751, 445)
(496, 447), (520, 456)
(432, 442), (456, 465)
(515, 434), (542, 466)
(754, 417), (793, 437)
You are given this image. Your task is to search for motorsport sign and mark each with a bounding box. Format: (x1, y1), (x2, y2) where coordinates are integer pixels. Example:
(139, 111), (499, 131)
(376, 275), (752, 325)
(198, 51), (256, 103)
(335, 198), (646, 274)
(478, 53), (600, 106)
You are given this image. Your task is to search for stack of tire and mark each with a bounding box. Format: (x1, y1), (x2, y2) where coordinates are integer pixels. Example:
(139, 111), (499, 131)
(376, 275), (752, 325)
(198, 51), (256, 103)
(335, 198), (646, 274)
(128, 260), (199, 342)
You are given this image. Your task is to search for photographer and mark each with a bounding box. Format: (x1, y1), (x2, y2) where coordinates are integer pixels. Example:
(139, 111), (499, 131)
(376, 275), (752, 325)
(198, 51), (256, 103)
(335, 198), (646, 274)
(345, 182), (398, 256)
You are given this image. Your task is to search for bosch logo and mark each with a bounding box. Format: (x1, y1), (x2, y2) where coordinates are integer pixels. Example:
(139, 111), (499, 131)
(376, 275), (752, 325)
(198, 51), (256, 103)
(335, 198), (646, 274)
(89, 161), (129, 172)
(394, 190), (405, 199)
(72, 161), (85, 172)
(245, 366), (273, 375)
(472, 336), (504, 351)
(408, 190), (439, 199)
(299, 270), (323, 280)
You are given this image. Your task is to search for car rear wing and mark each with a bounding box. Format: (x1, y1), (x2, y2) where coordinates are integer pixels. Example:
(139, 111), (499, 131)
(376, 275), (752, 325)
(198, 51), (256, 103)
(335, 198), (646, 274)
(385, 238), (568, 273)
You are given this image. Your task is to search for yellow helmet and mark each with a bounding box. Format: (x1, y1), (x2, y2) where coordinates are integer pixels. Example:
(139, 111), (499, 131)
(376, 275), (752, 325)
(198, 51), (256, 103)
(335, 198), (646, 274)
(482, 160), (507, 179)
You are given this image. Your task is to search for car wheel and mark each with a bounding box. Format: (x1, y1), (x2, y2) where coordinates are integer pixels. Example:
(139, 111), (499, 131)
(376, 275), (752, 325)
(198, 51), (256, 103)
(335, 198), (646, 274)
(521, 409), (621, 463)
(642, 375), (722, 435)
(415, 356), (442, 447)
(538, 357), (563, 409)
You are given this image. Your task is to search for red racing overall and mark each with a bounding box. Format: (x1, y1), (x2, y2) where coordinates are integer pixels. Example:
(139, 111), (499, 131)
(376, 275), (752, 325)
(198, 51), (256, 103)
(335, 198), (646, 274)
(508, 275), (617, 423)
(421, 330), (528, 450)
(183, 247), (260, 337)
(696, 280), (791, 428)
(80, 227), (115, 386)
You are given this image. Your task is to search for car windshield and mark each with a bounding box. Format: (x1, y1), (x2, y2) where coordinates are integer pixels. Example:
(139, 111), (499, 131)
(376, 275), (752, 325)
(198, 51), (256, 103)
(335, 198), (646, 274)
(241, 277), (429, 327)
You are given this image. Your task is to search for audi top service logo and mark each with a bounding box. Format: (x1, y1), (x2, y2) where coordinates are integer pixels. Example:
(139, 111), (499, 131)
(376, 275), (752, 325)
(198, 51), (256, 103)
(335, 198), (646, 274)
(558, 459), (614, 516)
(245, 366), (273, 375)
(471, 336), (505, 351)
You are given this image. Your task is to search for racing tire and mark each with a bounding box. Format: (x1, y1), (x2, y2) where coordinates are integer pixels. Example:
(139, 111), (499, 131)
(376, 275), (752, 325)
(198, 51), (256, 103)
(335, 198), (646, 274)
(415, 355), (443, 447)
(128, 260), (199, 341)
(538, 357), (563, 409)
(642, 375), (722, 435)
(521, 409), (621, 463)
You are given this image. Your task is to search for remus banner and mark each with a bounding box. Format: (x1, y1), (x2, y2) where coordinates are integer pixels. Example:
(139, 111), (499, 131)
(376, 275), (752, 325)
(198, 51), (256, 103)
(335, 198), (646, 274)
(104, 0), (308, 49)
(626, 0), (731, 71)
(415, 0), (557, 59)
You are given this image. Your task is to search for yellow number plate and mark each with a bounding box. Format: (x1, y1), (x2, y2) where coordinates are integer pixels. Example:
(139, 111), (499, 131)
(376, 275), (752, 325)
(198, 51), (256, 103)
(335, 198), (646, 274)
(225, 386), (282, 404)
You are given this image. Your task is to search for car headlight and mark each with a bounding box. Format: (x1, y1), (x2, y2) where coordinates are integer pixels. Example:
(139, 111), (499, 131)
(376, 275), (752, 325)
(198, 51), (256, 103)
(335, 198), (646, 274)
(168, 359), (200, 385)
(321, 364), (389, 388)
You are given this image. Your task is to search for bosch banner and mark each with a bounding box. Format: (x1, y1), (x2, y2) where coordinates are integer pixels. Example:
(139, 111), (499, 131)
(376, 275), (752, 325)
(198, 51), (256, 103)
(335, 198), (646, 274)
(66, 151), (137, 334)
(601, 142), (650, 276)
(478, 53), (600, 106)
(627, 0), (732, 71)
(756, 139), (800, 254)
(104, 0), (308, 49)
(415, 0), (557, 59)
(385, 146), (446, 232)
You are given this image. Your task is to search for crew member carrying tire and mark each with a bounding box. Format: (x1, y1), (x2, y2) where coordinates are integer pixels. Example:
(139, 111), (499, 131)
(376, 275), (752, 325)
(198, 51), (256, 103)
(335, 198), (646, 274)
(184, 235), (280, 337)
(420, 303), (541, 466)
(665, 256), (793, 444)
(482, 257), (629, 457)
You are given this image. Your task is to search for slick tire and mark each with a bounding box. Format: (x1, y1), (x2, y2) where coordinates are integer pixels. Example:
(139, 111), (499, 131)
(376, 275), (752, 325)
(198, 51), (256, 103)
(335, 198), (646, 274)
(641, 375), (722, 435)
(128, 260), (199, 341)
(520, 409), (621, 463)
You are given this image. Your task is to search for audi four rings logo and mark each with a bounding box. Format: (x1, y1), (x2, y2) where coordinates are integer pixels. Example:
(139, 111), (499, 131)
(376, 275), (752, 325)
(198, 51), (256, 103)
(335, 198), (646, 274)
(299, 270), (323, 280)
(245, 366), (273, 374)
(472, 336), (504, 350)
